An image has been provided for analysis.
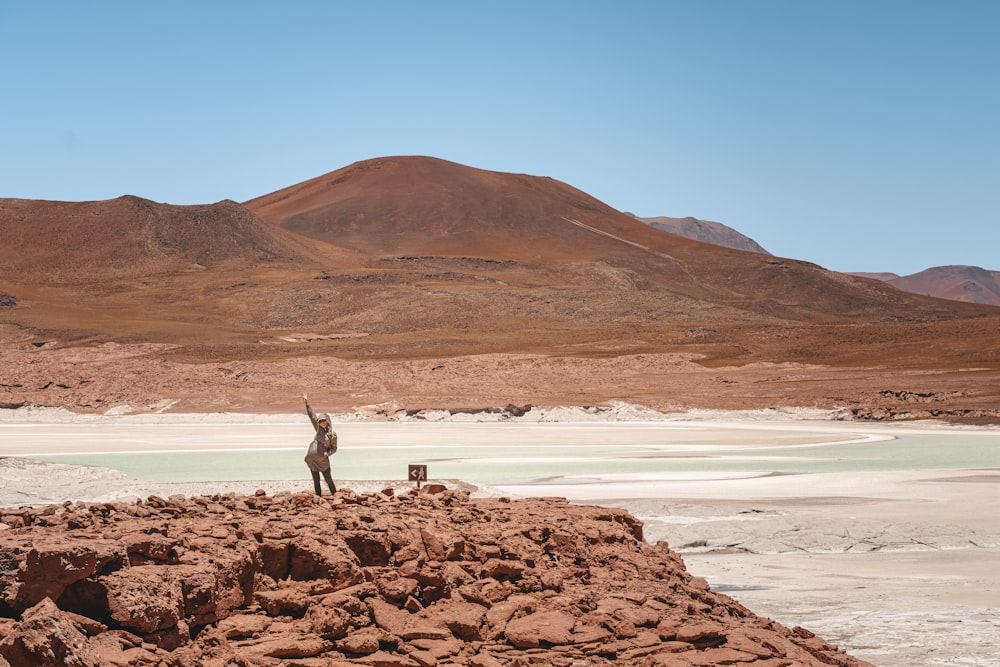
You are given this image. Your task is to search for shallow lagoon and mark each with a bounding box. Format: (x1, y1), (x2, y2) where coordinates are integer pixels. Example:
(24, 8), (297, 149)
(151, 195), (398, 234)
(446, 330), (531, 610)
(7, 419), (998, 485)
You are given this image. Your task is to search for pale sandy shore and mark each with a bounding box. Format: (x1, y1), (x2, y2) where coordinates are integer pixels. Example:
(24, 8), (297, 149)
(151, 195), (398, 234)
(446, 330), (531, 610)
(1, 409), (998, 667)
(561, 469), (1000, 667)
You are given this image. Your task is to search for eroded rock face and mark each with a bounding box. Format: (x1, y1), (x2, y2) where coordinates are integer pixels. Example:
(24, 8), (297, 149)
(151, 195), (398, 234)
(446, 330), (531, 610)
(0, 488), (873, 666)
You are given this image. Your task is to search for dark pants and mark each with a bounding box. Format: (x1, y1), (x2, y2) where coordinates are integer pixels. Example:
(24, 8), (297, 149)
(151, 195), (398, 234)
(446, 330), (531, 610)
(311, 469), (337, 496)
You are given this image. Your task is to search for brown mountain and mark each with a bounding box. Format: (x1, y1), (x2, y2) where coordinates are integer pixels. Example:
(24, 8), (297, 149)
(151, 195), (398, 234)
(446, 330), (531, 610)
(241, 157), (998, 345)
(0, 194), (352, 346)
(646, 219), (1000, 309)
(246, 156), (713, 262)
(2, 155), (999, 416)
(862, 266), (1000, 307)
(244, 156), (989, 324)
(642, 215), (999, 311)
(636, 215), (771, 254)
(0, 196), (323, 283)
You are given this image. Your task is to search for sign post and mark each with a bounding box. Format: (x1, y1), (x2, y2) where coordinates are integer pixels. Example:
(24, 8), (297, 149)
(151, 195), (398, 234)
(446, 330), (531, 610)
(408, 464), (427, 489)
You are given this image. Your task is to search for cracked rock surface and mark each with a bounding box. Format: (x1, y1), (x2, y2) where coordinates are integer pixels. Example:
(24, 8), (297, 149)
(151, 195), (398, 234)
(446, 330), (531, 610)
(0, 486), (872, 666)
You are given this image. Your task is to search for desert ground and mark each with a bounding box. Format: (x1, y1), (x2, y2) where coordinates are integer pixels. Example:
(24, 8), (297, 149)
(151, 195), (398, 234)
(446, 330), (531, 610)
(4, 335), (1000, 422)
(2, 409), (997, 667)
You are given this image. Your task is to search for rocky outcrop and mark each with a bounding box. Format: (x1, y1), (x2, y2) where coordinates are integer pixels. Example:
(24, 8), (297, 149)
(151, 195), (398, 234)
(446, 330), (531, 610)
(0, 487), (872, 666)
(840, 389), (1000, 421)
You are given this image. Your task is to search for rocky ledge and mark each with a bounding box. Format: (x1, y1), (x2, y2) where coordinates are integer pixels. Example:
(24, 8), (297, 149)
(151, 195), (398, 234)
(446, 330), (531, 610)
(0, 486), (871, 667)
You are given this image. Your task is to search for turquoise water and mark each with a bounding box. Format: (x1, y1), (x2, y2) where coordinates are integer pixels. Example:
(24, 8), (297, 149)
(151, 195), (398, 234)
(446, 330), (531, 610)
(30, 432), (1000, 485)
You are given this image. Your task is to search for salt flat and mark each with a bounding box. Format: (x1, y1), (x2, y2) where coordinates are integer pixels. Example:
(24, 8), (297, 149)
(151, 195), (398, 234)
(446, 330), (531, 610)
(1, 408), (998, 666)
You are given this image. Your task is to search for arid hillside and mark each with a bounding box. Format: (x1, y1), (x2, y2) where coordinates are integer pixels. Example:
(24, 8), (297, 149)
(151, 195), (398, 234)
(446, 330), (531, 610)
(242, 156), (997, 343)
(1, 155), (999, 415)
(0, 196), (331, 283)
(645, 218), (1000, 309)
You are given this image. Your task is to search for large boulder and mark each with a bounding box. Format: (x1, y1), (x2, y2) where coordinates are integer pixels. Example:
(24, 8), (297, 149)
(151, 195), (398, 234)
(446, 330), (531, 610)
(0, 597), (135, 667)
(0, 538), (124, 612)
(504, 609), (577, 648)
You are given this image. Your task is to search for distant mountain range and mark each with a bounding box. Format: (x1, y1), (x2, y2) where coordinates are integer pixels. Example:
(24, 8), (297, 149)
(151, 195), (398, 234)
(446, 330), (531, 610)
(850, 267), (1000, 307)
(634, 215), (1000, 307)
(1, 155), (997, 370)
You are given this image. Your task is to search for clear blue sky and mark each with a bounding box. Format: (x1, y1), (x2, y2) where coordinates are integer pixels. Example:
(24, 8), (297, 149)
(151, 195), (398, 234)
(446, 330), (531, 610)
(2, 1), (997, 275)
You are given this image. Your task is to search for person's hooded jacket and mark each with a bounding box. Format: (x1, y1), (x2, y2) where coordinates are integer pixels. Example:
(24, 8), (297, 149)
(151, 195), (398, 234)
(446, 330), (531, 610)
(304, 404), (338, 472)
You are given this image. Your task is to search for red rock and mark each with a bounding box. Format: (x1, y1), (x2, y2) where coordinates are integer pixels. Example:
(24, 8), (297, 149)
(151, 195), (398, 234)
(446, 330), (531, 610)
(419, 526), (465, 561)
(632, 629), (663, 647)
(358, 649), (422, 666)
(142, 618), (190, 652)
(0, 492), (875, 666)
(674, 620), (727, 645)
(368, 596), (410, 636)
(642, 654), (695, 666)
(338, 631), (381, 655)
(504, 609), (576, 648)
(245, 631), (332, 658)
(468, 653), (504, 667)
(287, 535), (364, 587)
(94, 565), (185, 634)
(458, 577), (517, 606)
(420, 598), (488, 640)
(483, 598), (520, 630)
(481, 557), (525, 579)
(306, 604), (352, 639)
(408, 636), (463, 658)
(403, 646), (438, 667)
(686, 646), (760, 664)
(399, 621), (452, 641)
(648, 640), (695, 654)
(615, 617), (639, 638)
(0, 597), (125, 667)
(0, 537), (124, 612)
(569, 622), (612, 644)
(344, 531), (393, 567)
(723, 632), (777, 658)
(254, 586), (312, 617)
(121, 533), (183, 565)
(216, 612), (272, 639)
(377, 573), (421, 601)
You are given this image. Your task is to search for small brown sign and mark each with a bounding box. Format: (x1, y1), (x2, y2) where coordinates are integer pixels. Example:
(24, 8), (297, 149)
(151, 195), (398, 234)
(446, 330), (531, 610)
(408, 464), (428, 488)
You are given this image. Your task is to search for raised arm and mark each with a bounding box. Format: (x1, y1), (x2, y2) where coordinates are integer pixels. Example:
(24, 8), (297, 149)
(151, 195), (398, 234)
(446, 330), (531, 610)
(304, 394), (319, 429)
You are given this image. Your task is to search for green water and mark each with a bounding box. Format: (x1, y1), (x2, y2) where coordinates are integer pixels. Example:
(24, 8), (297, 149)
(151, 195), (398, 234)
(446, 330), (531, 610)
(31, 432), (1000, 485)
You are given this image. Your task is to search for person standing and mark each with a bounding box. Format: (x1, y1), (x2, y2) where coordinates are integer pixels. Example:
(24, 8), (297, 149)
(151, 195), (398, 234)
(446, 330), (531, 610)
(303, 394), (338, 496)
